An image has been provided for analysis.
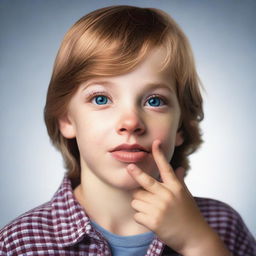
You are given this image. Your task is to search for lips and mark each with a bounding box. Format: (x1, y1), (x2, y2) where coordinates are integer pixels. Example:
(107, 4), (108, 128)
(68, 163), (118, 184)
(110, 144), (149, 153)
(109, 143), (150, 163)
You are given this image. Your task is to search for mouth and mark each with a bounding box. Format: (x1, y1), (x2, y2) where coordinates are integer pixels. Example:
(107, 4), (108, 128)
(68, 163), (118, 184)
(110, 143), (150, 153)
(109, 143), (151, 163)
(110, 150), (149, 163)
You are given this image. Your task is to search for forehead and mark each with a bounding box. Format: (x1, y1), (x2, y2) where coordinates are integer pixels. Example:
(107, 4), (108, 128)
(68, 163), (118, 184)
(81, 47), (174, 90)
(132, 46), (171, 76)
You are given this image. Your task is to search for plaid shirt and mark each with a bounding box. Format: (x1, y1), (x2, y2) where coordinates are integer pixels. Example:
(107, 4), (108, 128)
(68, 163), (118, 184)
(0, 176), (255, 256)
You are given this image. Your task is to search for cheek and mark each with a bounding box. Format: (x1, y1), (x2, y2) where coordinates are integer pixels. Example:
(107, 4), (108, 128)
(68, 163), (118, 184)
(150, 116), (177, 139)
(150, 119), (178, 161)
(74, 113), (112, 152)
(75, 112), (109, 135)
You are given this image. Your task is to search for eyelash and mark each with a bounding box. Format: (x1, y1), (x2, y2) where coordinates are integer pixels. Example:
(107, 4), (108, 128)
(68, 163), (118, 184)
(86, 91), (168, 107)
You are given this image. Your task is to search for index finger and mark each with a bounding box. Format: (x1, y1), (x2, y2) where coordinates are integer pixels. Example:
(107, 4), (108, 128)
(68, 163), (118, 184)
(127, 164), (163, 194)
(152, 139), (178, 185)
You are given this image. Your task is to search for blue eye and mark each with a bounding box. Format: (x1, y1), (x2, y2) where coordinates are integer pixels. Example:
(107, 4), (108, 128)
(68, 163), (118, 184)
(87, 92), (167, 107)
(146, 96), (165, 107)
(94, 95), (109, 105)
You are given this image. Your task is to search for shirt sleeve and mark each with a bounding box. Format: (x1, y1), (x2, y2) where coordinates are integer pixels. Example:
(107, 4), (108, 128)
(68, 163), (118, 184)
(194, 197), (256, 256)
(225, 211), (256, 256)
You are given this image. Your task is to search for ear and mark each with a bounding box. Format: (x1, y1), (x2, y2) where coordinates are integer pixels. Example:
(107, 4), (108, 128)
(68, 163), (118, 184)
(58, 115), (76, 139)
(175, 130), (184, 147)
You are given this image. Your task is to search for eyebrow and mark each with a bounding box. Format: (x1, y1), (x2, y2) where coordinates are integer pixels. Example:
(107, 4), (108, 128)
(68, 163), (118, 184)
(82, 80), (174, 93)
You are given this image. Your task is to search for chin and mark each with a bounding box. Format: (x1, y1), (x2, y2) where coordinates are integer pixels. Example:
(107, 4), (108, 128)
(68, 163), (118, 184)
(109, 179), (141, 191)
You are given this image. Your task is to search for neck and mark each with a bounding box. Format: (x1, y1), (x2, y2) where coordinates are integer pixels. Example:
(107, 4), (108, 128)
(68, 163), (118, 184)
(73, 166), (150, 236)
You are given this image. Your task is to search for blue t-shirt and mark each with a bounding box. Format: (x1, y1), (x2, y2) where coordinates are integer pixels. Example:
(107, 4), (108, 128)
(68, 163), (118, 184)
(91, 220), (155, 256)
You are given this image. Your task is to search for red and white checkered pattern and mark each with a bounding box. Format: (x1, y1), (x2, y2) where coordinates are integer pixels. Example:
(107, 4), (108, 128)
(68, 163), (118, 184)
(0, 176), (255, 255)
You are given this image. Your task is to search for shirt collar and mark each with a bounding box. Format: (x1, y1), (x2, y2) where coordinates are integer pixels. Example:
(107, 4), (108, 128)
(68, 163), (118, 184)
(51, 176), (104, 247)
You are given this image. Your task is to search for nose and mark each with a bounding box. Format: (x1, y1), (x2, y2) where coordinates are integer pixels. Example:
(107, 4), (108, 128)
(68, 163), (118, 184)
(116, 110), (146, 136)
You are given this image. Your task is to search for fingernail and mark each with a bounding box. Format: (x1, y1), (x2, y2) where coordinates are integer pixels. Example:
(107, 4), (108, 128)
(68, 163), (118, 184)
(127, 164), (135, 171)
(127, 164), (140, 174)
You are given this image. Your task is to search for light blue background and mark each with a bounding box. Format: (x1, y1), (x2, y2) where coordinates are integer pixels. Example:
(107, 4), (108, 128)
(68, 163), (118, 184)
(1, 0), (255, 237)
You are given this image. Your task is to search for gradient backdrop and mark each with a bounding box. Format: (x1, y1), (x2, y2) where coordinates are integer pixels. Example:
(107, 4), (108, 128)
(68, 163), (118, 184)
(0, 0), (255, 237)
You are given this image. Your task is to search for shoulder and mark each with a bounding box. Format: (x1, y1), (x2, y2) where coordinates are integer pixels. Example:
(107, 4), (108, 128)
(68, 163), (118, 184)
(194, 197), (256, 255)
(0, 177), (73, 254)
(0, 200), (52, 233)
(0, 201), (55, 249)
(194, 196), (239, 220)
(0, 176), (92, 255)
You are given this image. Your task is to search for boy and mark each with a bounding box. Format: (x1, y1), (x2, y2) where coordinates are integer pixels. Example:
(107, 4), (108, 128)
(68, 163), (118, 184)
(0, 5), (255, 256)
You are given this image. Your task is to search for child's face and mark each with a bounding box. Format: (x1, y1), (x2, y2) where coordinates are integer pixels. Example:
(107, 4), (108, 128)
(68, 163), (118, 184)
(59, 47), (183, 190)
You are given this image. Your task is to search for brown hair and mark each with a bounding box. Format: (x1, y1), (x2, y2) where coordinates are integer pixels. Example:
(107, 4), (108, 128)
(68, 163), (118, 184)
(44, 5), (204, 182)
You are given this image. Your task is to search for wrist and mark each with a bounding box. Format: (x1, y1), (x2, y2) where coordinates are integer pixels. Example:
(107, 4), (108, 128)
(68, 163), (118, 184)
(180, 227), (232, 256)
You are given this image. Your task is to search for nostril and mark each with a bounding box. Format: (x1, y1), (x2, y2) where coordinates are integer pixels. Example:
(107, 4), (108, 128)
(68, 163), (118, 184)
(119, 127), (142, 132)
(135, 128), (142, 132)
(117, 120), (146, 135)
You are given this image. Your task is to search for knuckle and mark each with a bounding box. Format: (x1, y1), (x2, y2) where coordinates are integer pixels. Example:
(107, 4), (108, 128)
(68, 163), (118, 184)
(163, 191), (174, 205)
(144, 177), (155, 188)
(158, 201), (168, 212)
(131, 199), (138, 207)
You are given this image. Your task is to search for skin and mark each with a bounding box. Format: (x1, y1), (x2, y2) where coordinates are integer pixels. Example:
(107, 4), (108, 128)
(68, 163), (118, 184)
(59, 47), (231, 255)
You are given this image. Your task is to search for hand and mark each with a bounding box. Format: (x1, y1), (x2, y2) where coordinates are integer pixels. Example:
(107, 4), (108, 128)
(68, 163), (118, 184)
(127, 139), (221, 254)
